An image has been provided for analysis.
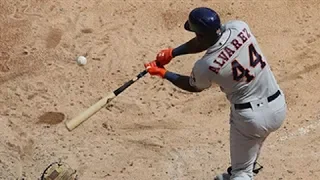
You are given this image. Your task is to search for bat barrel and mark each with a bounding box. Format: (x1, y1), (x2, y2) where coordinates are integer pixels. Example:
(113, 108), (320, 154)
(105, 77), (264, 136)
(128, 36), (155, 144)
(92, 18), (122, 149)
(65, 69), (147, 131)
(65, 93), (116, 131)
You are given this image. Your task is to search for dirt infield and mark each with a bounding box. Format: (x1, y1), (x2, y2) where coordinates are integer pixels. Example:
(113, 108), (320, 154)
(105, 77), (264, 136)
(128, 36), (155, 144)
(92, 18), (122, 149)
(1, 0), (320, 179)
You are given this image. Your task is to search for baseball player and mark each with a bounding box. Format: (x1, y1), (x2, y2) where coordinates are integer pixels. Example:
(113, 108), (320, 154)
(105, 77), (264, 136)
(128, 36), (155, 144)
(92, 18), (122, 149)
(144, 7), (287, 180)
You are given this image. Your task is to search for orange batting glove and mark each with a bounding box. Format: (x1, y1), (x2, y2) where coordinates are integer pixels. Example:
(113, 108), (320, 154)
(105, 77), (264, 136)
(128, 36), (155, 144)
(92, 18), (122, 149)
(144, 61), (167, 78)
(156, 48), (173, 66)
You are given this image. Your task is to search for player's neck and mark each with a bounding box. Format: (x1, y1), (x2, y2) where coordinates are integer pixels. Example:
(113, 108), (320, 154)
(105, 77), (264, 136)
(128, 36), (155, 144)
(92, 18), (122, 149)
(196, 34), (221, 49)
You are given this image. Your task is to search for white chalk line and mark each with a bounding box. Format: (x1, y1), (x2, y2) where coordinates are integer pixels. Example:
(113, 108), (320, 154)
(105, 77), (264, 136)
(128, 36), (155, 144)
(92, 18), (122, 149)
(278, 118), (320, 142)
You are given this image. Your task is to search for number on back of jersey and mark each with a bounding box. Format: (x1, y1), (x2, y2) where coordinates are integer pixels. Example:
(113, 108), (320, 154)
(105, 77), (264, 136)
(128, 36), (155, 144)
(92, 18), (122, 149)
(249, 44), (266, 68)
(232, 60), (254, 82)
(232, 44), (266, 83)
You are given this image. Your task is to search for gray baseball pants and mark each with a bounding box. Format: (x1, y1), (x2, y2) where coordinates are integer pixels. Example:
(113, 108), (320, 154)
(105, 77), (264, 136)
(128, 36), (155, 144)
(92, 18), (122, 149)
(228, 91), (287, 180)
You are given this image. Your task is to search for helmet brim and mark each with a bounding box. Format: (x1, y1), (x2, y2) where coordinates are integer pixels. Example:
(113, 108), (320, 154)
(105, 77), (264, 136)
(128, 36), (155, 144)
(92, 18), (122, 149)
(184, 20), (193, 32)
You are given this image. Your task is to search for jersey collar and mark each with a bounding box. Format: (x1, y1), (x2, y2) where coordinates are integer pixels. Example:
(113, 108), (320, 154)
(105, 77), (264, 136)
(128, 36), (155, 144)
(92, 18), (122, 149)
(206, 25), (231, 54)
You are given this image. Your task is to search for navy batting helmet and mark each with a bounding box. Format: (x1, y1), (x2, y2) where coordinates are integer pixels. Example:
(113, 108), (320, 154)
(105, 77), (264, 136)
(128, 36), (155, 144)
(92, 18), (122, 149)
(184, 7), (221, 34)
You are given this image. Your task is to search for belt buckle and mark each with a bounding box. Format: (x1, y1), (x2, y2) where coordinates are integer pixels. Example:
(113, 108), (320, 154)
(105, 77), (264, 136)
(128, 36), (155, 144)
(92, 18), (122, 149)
(250, 98), (268, 111)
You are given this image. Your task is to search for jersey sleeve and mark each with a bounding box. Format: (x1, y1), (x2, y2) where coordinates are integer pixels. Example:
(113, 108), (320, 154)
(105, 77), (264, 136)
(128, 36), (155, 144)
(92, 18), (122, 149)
(189, 60), (212, 90)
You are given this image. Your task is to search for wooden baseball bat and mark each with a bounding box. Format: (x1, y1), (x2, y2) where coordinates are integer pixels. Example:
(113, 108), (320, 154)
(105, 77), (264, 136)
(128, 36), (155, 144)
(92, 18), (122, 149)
(65, 70), (148, 131)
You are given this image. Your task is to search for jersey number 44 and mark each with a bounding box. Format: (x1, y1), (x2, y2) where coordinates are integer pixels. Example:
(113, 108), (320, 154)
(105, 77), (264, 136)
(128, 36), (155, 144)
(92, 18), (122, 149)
(232, 44), (266, 83)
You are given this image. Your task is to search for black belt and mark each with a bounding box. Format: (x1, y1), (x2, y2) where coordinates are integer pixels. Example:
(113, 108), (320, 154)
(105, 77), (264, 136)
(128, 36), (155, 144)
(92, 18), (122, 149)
(234, 90), (281, 110)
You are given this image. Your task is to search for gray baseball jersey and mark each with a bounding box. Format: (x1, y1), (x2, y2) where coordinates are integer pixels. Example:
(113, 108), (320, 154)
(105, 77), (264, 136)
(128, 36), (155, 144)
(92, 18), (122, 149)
(189, 20), (287, 179)
(190, 20), (279, 104)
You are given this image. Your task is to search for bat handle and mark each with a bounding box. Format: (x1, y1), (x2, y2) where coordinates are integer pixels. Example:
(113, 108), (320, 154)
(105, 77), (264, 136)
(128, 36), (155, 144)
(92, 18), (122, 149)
(113, 69), (148, 96)
(138, 69), (148, 78)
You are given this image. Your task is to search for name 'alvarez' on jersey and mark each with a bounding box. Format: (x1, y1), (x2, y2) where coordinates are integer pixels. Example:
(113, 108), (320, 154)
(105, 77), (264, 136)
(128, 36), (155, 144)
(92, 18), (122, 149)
(190, 20), (280, 104)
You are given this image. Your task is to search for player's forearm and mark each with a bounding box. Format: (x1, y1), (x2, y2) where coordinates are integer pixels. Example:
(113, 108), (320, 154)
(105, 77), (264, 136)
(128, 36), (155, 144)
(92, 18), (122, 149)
(172, 37), (209, 57)
(164, 71), (201, 92)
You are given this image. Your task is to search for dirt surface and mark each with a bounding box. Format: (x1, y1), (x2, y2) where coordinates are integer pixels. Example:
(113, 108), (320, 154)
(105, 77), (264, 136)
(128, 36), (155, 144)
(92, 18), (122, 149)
(1, 0), (320, 179)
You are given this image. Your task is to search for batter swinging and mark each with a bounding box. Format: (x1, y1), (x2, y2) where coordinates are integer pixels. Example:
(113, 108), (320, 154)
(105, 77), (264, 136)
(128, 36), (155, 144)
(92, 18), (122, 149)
(144, 7), (287, 180)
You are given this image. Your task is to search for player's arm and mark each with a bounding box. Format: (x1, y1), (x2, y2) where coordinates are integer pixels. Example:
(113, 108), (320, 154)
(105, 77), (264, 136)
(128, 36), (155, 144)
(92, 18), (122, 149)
(144, 61), (211, 93)
(172, 37), (210, 57)
(156, 36), (212, 66)
(163, 71), (202, 92)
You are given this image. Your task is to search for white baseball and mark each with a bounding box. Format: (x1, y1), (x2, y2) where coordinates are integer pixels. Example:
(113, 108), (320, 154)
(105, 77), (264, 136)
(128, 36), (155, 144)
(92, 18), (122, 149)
(76, 56), (87, 65)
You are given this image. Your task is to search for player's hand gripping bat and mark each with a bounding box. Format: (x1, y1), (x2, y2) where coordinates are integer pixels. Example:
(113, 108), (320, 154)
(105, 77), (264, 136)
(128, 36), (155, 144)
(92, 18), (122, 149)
(65, 70), (148, 131)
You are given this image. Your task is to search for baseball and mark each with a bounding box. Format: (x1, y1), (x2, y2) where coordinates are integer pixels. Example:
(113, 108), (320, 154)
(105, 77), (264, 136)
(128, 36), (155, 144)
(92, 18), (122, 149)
(76, 56), (87, 66)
